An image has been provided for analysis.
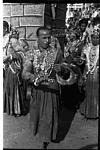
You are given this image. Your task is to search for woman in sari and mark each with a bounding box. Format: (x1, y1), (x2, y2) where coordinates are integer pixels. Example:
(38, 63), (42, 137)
(79, 27), (99, 119)
(3, 21), (10, 81)
(3, 26), (29, 116)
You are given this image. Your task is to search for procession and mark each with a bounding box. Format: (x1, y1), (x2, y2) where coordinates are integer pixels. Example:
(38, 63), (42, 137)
(3, 3), (99, 149)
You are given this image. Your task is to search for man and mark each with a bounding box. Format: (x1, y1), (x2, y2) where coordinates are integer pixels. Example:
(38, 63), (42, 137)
(22, 26), (62, 149)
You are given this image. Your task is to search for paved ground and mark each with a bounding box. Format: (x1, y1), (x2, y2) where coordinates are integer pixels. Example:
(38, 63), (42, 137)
(3, 107), (98, 149)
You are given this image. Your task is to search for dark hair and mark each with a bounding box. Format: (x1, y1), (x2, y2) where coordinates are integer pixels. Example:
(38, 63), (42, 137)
(92, 17), (100, 26)
(36, 26), (51, 37)
(79, 18), (88, 27)
(3, 21), (9, 33)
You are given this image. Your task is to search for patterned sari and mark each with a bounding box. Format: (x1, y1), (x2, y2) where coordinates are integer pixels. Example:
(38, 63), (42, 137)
(79, 43), (99, 118)
(3, 38), (26, 116)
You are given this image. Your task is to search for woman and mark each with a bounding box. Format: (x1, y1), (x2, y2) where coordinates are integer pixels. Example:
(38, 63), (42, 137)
(3, 26), (28, 116)
(79, 27), (99, 119)
(3, 21), (12, 113)
(3, 21), (10, 80)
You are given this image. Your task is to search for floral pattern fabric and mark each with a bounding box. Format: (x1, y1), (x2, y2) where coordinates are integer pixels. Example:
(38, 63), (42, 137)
(83, 43), (99, 74)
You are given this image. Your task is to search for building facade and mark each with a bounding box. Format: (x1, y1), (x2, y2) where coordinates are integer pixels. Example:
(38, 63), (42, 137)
(3, 3), (45, 49)
(3, 3), (67, 52)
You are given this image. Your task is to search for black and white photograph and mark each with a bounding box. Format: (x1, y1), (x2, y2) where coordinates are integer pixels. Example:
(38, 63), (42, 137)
(3, 2), (99, 149)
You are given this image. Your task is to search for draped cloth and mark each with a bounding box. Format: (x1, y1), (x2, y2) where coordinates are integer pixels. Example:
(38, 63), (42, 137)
(22, 44), (62, 142)
(3, 37), (26, 116)
(79, 43), (99, 118)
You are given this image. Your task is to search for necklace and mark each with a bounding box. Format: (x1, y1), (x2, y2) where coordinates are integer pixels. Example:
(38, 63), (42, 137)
(33, 47), (57, 86)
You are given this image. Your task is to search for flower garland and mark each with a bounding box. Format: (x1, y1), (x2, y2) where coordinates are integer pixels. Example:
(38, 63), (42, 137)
(33, 47), (57, 86)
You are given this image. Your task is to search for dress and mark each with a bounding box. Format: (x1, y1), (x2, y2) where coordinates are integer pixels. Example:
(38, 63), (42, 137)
(3, 33), (10, 83)
(22, 44), (62, 142)
(79, 43), (99, 119)
(3, 37), (26, 116)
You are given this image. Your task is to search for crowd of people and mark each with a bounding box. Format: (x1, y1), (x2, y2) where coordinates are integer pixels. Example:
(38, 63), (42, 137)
(3, 4), (99, 149)
(63, 5), (99, 120)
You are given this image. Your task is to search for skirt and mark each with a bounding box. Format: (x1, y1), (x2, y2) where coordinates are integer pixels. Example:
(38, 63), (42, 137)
(3, 67), (25, 115)
(79, 72), (99, 119)
(29, 83), (60, 142)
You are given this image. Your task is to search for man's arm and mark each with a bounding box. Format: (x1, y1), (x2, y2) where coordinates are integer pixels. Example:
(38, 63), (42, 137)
(22, 59), (35, 83)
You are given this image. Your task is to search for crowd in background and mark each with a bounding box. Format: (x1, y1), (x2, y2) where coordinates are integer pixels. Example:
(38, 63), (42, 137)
(63, 3), (99, 119)
(3, 21), (30, 117)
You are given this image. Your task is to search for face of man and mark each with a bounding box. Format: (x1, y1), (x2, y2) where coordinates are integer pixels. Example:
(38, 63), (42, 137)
(38, 29), (51, 49)
(91, 35), (99, 46)
(80, 23), (87, 32)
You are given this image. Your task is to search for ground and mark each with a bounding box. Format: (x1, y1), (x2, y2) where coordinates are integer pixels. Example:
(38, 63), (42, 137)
(3, 107), (98, 149)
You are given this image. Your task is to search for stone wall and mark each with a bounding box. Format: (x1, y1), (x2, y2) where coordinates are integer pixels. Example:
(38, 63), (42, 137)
(3, 3), (45, 49)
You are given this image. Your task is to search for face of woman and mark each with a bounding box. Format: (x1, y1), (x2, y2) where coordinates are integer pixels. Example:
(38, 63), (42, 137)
(10, 38), (18, 48)
(91, 35), (99, 46)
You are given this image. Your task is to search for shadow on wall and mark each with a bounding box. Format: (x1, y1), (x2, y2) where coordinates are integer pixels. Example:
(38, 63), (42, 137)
(79, 143), (98, 149)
